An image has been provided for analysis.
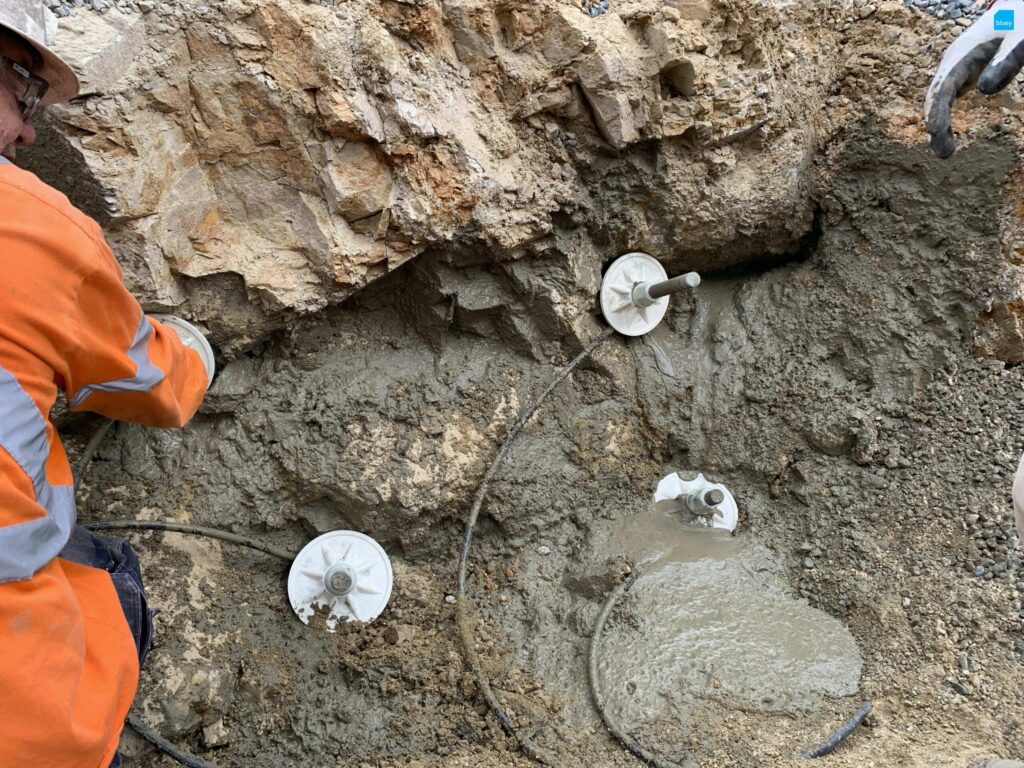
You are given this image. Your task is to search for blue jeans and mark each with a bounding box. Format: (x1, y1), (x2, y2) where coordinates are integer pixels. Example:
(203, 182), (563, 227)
(59, 525), (155, 768)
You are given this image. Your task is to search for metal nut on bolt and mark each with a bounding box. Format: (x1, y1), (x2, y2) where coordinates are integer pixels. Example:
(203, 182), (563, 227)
(655, 471), (739, 532)
(704, 489), (725, 507)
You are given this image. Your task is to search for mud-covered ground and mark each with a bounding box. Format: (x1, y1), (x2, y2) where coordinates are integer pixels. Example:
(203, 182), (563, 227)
(57, 123), (1024, 768)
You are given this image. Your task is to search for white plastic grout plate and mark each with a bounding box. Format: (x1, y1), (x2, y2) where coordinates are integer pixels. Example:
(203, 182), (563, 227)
(655, 472), (738, 532)
(288, 530), (394, 631)
(600, 252), (670, 337)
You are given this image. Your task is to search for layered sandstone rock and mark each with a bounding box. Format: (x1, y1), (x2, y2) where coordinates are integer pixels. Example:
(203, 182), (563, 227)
(23, 0), (849, 354)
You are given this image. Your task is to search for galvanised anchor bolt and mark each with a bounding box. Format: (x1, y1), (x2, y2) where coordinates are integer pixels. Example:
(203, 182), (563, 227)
(323, 562), (357, 597)
(630, 272), (701, 309)
(687, 488), (725, 518)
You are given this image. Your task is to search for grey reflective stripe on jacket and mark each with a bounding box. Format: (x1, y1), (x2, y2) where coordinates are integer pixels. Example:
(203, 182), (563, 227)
(0, 365), (75, 582)
(68, 314), (165, 407)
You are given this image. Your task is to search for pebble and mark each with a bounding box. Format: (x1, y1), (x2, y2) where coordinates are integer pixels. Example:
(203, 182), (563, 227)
(950, 679), (971, 696)
(537, 545), (552, 556)
(45, 0), (139, 22)
(444, 594), (456, 604)
(904, 0), (984, 25)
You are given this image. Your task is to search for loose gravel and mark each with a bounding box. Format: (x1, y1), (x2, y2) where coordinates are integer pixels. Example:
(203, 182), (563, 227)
(904, 0), (986, 24)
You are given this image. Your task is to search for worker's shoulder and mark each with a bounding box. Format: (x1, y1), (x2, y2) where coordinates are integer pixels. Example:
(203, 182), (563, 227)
(0, 164), (102, 244)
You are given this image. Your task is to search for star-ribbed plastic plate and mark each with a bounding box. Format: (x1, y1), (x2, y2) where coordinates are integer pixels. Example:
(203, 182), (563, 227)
(151, 314), (216, 387)
(600, 252), (670, 337)
(655, 472), (739, 532)
(287, 530), (393, 631)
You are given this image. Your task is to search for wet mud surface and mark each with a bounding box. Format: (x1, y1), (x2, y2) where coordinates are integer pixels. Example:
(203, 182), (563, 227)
(597, 514), (862, 722)
(64, 129), (1024, 768)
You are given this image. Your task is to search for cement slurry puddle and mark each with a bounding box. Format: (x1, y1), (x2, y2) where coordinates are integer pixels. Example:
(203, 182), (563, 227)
(595, 496), (862, 728)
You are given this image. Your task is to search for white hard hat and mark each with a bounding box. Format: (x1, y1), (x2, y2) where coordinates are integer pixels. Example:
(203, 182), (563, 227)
(0, 1), (79, 105)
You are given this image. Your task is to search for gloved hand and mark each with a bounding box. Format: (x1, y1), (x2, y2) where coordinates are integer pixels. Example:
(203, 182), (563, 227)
(925, 0), (1024, 157)
(151, 314), (216, 388)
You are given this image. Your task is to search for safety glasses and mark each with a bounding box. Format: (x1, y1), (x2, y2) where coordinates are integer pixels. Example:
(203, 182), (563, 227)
(0, 54), (48, 121)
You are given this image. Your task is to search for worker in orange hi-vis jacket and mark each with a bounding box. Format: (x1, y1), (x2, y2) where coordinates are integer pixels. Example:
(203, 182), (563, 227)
(0, 3), (214, 766)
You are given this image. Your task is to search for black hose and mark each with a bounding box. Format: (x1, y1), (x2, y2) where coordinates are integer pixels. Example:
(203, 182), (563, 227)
(797, 701), (873, 759)
(588, 565), (690, 768)
(106, 518), (292, 768)
(456, 328), (615, 766)
(72, 418), (115, 485)
(73, 421), (289, 768)
(127, 714), (219, 768)
(77, 326), (871, 768)
(94, 519), (293, 768)
(591, 568), (871, 766)
(84, 520), (296, 562)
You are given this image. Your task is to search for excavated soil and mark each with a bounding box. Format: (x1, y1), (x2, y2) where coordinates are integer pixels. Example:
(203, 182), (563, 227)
(38, 1), (1024, 767)
(64, 128), (1024, 768)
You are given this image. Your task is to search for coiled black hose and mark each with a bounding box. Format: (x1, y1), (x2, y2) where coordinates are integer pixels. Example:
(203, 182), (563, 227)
(80, 325), (871, 768)
(456, 327), (615, 765)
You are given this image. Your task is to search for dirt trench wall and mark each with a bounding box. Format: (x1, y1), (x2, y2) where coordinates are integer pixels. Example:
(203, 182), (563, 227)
(77, 116), (1024, 768)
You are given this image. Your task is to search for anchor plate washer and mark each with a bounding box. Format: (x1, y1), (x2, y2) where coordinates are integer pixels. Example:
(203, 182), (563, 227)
(288, 530), (393, 631)
(151, 314), (216, 387)
(600, 252), (669, 337)
(655, 472), (738, 532)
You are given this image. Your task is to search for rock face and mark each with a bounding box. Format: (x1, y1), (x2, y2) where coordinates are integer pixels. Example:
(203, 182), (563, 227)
(24, 0), (840, 353)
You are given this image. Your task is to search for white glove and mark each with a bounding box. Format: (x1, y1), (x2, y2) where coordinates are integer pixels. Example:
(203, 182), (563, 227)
(151, 314), (216, 388)
(925, 0), (1024, 157)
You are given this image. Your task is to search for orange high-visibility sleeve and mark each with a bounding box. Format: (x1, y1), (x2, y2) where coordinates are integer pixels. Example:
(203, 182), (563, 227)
(64, 243), (209, 427)
(0, 163), (208, 427)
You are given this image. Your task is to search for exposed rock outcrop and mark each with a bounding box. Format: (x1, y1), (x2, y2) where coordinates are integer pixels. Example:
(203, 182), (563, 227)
(26, 0), (849, 354)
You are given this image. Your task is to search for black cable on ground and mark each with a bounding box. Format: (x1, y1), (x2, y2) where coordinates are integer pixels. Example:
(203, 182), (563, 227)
(456, 327), (615, 766)
(797, 701), (873, 759)
(588, 565), (690, 768)
(84, 520), (297, 562)
(77, 327), (873, 768)
(105, 518), (293, 768)
(72, 417), (115, 485)
(74, 421), (290, 768)
(590, 569), (872, 766)
(126, 714), (220, 768)
(91, 517), (293, 768)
